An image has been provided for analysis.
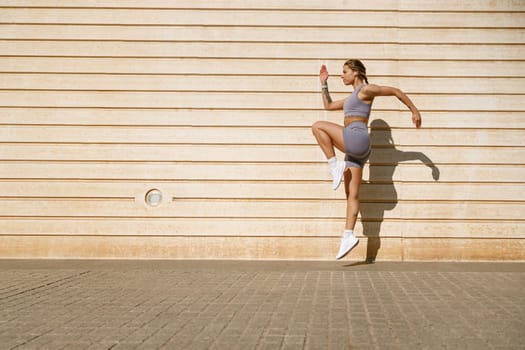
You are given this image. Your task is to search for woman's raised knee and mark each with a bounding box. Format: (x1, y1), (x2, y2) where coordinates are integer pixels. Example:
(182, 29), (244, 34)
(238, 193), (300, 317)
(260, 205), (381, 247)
(311, 120), (326, 135)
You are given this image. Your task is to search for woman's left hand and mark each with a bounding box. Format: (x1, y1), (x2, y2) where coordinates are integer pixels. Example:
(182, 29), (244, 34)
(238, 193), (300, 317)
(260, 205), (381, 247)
(412, 111), (422, 128)
(319, 65), (329, 84)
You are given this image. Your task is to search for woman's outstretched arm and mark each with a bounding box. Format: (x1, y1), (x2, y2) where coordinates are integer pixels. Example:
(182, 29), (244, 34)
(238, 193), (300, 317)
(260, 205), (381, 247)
(363, 84), (422, 128)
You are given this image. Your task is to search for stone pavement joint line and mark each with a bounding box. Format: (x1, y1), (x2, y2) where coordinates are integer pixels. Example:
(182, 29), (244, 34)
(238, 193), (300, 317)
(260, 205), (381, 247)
(0, 271), (91, 301)
(0, 260), (524, 350)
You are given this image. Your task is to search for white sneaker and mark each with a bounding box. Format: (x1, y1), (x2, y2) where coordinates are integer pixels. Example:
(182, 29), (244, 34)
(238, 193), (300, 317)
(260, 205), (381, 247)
(330, 160), (346, 190)
(336, 232), (359, 260)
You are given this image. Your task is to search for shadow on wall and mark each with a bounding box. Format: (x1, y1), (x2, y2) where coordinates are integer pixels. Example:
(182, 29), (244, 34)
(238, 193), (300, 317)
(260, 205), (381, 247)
(350, 119), (440, 265)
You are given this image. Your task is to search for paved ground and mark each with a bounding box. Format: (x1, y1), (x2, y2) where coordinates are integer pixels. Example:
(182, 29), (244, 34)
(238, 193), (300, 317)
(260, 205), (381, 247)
(0, 260), (524, 350)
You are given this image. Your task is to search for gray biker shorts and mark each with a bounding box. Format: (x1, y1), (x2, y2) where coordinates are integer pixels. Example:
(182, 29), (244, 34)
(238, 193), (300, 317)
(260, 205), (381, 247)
(343, 121), (371, 168)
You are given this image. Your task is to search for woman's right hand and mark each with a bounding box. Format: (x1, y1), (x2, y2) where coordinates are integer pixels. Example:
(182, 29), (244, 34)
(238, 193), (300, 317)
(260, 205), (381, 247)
(319, 64), (329, 84)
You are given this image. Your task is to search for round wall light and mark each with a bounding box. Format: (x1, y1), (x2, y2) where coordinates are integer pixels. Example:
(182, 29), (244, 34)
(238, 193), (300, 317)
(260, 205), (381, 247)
(145, 189), (163, 207)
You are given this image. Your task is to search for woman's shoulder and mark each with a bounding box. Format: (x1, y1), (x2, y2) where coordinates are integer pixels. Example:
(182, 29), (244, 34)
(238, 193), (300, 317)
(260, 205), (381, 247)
(359, 83), (380, 100)
(361, 83), (380, 93)
(361, 84), (399, 98)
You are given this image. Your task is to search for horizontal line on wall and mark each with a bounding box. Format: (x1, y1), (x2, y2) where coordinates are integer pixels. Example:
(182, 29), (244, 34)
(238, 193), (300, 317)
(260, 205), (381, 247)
(0, 196), (134, 201)
(1, 26), (524, 34)
(1, 6), (523, 12)
(0, 234), (368, 240)
(0, 160), (520, 166)
(1, 196), (522, 205)
(0, 106), (385, 111)
(1, 234), (525, 242)
(161, 198), (525, 204)
(1, 217), (522, 224)
(0, 197), (443, 203)
(1, 216), (523, 224)
(3, 38), (525, 45)
(3, 132), (520, 138)
(0, 119), (523, 127)
(0, 159), (494, 165)
(1, 72), (524, 79)
(0, 180), (520, 187)
(1, 90), (524, 98)
(4, 141), (514, 147)
(0, 176), (518, 183)
(2, 56), (524, 63)
(2, 88), (524, 96)
(0, 178), (525, 185)
(1, 197), (522, 204)
(0, 155), (522, 163)
(3, 141), (523, 146)
(1, 107), (524, 116)
(3, 38), (524, 45)
(0, 159), (520, 167)
(2, 55), (524, 63)
(1, 107), (523, 114)
(3, 121), (525, 128)
(2, 22), (524, 26)
(1, 178), (520, 185)
(0, 215), (391, 220)
(2, 106), (523, 113)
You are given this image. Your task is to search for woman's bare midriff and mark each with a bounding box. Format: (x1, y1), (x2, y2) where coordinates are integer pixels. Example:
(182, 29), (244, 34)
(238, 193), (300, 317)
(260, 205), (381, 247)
(344, 116), (368, 127)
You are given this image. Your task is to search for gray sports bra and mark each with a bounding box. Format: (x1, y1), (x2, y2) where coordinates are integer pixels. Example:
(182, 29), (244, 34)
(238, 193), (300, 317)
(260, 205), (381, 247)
(343, 84), (372, 118)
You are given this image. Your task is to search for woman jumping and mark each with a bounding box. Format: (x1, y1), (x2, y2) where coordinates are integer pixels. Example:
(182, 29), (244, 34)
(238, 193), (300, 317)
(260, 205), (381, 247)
(311, 59), (422, 260)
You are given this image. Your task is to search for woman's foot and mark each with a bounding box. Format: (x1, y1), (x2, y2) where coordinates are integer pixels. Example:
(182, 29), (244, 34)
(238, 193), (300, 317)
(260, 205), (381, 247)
(336, 230), (359, 260)
(330, 160), (346, 190)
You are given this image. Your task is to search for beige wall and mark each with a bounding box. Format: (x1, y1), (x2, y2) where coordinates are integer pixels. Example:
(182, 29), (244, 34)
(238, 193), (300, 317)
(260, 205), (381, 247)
(1, 0), (524, 260)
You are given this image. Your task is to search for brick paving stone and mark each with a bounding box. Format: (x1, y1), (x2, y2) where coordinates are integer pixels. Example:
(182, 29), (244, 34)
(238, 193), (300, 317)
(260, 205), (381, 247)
(0, 260), (524, 349)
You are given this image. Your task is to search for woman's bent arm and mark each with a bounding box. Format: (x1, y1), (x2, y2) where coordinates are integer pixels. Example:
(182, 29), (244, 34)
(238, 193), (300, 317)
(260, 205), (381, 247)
(321, 85), (345, 110)
(319, 64), (345, 111)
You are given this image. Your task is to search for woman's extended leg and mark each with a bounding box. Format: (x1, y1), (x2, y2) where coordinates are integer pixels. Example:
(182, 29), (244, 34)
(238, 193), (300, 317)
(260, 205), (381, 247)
(336, 167), (362, 260)
(345, 167), (363, 230)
